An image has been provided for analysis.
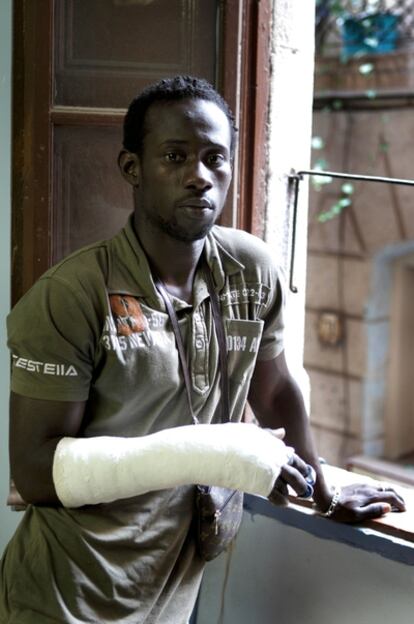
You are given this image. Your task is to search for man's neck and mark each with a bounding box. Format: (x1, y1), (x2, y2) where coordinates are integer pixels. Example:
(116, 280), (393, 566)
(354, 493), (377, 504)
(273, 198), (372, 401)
(133, 214), (207, 302)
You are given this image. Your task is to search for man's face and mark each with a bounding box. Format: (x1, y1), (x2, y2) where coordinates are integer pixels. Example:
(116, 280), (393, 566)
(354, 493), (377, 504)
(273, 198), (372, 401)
(135, 98), (233, 242)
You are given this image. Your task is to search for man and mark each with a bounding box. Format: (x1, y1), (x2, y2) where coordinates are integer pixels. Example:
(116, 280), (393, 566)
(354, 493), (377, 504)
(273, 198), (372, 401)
(0, 76), (405, 623)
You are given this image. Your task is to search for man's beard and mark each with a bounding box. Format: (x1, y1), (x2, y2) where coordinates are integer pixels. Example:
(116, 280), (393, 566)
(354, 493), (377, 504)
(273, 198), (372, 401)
(144, 212), (215, 243)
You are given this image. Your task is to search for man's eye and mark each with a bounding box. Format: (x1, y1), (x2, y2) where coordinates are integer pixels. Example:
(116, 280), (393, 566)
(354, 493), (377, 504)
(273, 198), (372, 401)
(164, 152), (185, 163)
(207, 153), (225, 165)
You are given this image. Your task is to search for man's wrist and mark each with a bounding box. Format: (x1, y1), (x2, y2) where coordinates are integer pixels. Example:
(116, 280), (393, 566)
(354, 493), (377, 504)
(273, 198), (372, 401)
(312, 482), (342, 516)
(310, 462), (333, 511)
(318, 486), (341, 517)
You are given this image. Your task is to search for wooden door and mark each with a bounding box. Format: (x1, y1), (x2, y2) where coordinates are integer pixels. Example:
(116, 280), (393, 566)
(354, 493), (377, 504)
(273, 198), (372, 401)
(12, 0), (272, 304)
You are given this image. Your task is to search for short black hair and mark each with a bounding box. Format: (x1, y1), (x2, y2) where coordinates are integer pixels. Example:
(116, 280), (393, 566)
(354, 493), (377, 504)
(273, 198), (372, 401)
(123, 75), (237, 157)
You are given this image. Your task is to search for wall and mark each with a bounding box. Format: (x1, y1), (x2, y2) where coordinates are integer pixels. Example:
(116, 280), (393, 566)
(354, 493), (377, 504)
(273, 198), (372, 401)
(0, 0), (20, 554)
(265, 0), (315, 398)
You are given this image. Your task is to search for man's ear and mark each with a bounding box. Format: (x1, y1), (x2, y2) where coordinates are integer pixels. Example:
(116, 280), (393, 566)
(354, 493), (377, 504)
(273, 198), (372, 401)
(118, 149), (140, 187)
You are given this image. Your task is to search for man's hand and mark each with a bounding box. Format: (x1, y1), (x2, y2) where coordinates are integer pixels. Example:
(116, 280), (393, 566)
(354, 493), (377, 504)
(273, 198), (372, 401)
(268, 452), (316, 506)
(249, 355), (407, 521)
(320, 483), (406, 523)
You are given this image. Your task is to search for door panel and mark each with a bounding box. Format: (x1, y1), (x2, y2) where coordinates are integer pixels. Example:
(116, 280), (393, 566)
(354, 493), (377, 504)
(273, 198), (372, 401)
(54, 0), (217, 108)
(53, 124), (132, 259)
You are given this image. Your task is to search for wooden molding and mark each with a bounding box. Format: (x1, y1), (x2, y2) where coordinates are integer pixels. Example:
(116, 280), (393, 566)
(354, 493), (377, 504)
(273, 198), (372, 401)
(12, 0), (53, 305)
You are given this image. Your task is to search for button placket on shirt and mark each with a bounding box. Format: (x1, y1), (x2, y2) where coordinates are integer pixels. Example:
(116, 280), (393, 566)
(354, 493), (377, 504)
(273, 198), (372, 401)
(191, 305), (210, 395)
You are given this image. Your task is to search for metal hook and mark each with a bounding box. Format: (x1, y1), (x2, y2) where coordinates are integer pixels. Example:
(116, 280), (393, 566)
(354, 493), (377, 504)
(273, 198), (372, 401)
(287, 172), (303, 294)
(287, 169), (414, 294)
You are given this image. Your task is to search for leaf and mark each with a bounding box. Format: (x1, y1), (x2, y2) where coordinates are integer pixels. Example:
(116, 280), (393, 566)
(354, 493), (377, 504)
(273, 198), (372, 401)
(359, 63), (374, 75)
(311, 136), (325, 150)
(380, 139), (389, 153)
(341, 183), (354, 195)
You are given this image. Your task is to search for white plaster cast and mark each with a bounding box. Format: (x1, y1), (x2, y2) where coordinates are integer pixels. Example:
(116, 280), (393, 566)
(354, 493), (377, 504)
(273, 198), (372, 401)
(53, 423), (292, 508)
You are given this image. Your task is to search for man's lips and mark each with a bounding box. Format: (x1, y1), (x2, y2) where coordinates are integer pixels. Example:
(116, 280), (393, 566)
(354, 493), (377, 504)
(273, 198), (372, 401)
(177, 198), (213, 210)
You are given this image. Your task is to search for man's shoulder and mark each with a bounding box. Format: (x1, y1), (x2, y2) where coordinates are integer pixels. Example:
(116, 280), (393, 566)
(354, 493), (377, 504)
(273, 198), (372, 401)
(210, 225), (274, 265)
(45, 240), (110, 283)
(12, 237), (116, 317)
(43, 220), (136, 291)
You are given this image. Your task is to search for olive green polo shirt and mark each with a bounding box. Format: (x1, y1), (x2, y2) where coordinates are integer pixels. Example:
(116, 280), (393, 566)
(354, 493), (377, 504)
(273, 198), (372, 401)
(8, 216), (285, 433)
(2, 217), (285, 623)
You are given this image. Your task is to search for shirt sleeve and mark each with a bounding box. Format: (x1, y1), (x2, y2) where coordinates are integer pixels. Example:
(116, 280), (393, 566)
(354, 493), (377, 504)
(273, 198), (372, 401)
(7, 275), (97, 401)
(256, 263), (286, 362)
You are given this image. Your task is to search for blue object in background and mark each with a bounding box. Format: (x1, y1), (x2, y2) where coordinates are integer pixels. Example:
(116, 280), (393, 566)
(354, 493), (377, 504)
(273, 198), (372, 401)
(342, 12), (399, 57)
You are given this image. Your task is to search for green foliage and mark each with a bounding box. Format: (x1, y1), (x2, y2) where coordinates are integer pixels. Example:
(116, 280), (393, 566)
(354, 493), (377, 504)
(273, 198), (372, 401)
(317, 194), (352, 223)
(313, 1), (398, 223)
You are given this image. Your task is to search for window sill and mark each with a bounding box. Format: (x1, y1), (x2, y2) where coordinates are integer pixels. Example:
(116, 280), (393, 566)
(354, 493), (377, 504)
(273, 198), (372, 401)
(244, 464), (414, 566)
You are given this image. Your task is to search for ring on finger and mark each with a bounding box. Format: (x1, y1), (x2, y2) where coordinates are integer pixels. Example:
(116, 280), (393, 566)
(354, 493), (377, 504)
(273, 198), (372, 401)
(305, 465), (316, 486)
(298, 483), (314, 500)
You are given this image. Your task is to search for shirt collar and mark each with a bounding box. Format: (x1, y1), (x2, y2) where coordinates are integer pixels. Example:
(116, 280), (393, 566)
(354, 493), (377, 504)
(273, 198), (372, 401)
(204, 226), (245, 291)
(107, 214), (161, 308)
(107, 216), (245, 308)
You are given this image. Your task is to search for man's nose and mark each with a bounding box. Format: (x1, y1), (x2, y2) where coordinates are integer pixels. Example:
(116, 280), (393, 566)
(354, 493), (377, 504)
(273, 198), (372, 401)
(183, 160), (213, 191)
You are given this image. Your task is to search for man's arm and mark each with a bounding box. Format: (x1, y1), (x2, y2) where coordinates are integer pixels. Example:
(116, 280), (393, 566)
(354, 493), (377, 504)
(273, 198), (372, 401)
(248, 351), (406, 522)
(9, 391), (86, 505)
(10, 390), (310, 509)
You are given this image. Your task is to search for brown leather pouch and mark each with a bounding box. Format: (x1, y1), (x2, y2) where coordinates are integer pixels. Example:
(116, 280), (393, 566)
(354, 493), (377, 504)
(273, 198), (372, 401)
(195, 485), (244, 561)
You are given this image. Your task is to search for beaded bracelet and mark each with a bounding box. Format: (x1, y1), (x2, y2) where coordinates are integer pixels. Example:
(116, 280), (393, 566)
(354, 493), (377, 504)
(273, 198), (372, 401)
(320, 486), (341, 517)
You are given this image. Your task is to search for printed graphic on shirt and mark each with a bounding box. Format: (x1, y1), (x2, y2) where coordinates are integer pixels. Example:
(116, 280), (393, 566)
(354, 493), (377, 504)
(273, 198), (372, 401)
(226, 334), (260, 353)
(103, 296), (164, 355)
(12, 355), (78, 376)
(219, 282), (270, 309)
(225, 319), (263, 355)
(224, 319), (264, 385)
(101, 322), (155, 352)
(109, 294), (149, 336)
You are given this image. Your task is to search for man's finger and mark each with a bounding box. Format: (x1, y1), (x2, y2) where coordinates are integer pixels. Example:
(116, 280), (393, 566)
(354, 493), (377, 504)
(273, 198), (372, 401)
(284, 453), (310, 477)
(356, 502), (392, 521)
(377, 486), (406, 511)
(268, 479), (289, 506)
(279, 463), (310, 498)
(265, 427), (286, 440)
(367, 491), (406, 512)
